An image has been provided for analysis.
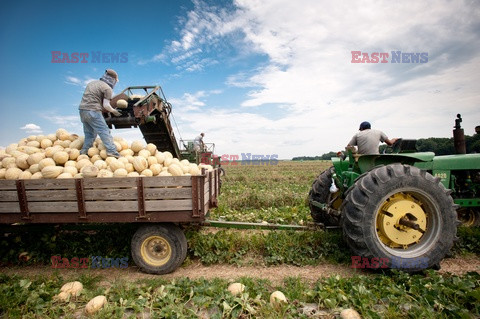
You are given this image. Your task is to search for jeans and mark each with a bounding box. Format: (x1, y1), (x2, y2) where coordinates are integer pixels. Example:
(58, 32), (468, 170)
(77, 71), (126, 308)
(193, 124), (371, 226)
(79, 110), (119, 155)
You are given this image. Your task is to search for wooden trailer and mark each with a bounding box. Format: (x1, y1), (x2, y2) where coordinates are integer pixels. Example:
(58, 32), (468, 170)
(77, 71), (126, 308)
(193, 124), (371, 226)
(0, 168), (221, 274)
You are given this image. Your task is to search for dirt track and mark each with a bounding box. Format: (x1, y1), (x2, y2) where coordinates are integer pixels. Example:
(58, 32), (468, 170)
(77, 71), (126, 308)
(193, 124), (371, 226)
(1, 256), (479, 284)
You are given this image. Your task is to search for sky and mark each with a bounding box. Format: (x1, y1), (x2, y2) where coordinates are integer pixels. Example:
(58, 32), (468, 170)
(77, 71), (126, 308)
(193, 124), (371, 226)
(0, 0), (479, 159)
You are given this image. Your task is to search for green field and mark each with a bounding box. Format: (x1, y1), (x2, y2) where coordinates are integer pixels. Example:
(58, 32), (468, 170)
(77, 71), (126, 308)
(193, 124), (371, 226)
(1, 160), (479, 318)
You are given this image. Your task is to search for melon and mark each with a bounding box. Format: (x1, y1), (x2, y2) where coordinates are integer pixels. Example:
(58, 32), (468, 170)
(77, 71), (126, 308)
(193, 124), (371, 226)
(130, 141), (144, 153)
(97, 169), (113, 178)
(146, 143), (157, 155)
(270, 291), (287, 306)
(85, 295), (107, 315)
(5, 167), (23, 180)
(38, 158), (56, 170)
(138, 149), (151, 159)
(133, 156), (148, 172)
(18, 171), (32, 179)
(227, 283), (245, 296)
(53, 151), (69, 165)
(168, 164), (183, 176)
(140, 169), (153, 177)
(81, 165), (99, 178)
(57, 172), (73, 179)
(127, 172), (140, 177)
(116, 99), (128, 109)
(15, 154), (30, 170)
(76, 158), (92, 171)
(29, 164), (40, 174)
(113, 168), (128, 177)
(41, 166), (64, 179)
(63, 166), (78, 176)
(27, 152), (45, 166)
(154, 151), (165, 164)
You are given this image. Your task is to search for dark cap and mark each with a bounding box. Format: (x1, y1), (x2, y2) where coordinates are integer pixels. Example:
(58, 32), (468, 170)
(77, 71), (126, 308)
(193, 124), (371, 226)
(105, 69), (119, 81)
(359, 121), (371, 130)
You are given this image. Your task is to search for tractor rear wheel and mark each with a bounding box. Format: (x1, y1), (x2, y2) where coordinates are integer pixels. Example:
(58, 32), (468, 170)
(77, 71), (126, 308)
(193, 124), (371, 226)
(342, 164), (457, 271)
(131, 224), (187, 274)
(308, 167), (341, 226)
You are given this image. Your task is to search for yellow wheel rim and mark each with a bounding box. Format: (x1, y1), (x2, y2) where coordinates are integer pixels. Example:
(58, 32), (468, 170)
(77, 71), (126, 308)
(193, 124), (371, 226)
(376, 193), (427, 249)
(140, 235), (172, 266)
(458, 209), (477, 227)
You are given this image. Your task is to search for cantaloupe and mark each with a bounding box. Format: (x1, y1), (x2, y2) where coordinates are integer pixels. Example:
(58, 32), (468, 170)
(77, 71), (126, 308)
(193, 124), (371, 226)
(133, 156), (148, 172)
(270, 291), (287, 306)
(53, 151), (69, 165)
(116, 99), (128, 109)
(41, 166), (64, 179)
(81, 165), (99, 178)
(5, 167), (23, 180)
(85, 295), (107, 315)
(227, 283), (245, 296)
(113, 168), (128, 177)
(130, 141), (144, 153)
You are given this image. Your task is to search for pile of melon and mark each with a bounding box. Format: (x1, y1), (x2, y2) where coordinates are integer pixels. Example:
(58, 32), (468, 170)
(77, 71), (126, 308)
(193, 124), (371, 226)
(0, 129), (212, 180)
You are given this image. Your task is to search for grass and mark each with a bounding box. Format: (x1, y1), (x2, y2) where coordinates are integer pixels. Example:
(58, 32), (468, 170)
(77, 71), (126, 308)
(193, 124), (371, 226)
(0, 270), (479, 318)
(0, 160), (479, 318)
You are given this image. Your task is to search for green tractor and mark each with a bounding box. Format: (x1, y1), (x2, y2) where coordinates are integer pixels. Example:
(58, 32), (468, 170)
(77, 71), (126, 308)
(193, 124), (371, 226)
(309, 115), (480, 271)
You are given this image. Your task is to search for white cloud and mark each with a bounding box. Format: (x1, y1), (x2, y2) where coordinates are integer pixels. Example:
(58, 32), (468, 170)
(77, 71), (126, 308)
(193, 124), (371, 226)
(20, 123), (42, 134)
(142, 0), (480, 157)
(65, 76), (96, 87)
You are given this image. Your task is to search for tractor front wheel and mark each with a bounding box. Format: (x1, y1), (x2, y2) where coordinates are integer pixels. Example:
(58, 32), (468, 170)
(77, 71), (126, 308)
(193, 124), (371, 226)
(342, 164), (457, 271)
(308, 167), (342, 226)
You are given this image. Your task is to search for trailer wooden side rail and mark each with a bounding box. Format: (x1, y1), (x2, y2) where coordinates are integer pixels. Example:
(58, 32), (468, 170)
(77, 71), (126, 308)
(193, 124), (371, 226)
(0, 169), (220, 224)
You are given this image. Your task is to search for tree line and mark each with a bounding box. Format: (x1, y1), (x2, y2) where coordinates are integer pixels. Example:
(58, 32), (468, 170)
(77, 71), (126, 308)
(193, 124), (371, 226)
(292, 134), (480, 161)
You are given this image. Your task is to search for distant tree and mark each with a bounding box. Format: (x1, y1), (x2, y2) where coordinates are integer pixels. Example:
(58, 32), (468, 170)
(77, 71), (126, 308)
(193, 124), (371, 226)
(295, 134), (479, 160)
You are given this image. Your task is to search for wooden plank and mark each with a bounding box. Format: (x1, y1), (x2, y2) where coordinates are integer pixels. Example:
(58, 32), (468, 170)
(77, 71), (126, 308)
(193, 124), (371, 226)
(84, 189), (138, 201)
(24, 179), (75, 190)
(145, 188), (192, 200)
(146, 199), (192, 211)
(28, 202), (78, 213)
(26, 190), (77, 201)
(0, 191), (18, 201)
(83, 178), (137, 189)
(0, 202), (20, 213)
(143, 176), (192, 187)
(0, 211), (204, 224)
(85, 201), (138, 212)
(0, 180), (17, 190)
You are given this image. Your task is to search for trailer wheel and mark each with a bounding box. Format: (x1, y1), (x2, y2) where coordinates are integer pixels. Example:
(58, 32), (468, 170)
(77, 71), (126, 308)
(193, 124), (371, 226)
(131, 224), (187, 274)
(342, 164), (457, 271)
(308, 167), (342, 226)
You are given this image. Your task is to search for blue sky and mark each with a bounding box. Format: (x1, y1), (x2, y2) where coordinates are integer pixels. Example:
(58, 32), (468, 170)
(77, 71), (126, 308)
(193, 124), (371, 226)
(1, 0), (479, 159)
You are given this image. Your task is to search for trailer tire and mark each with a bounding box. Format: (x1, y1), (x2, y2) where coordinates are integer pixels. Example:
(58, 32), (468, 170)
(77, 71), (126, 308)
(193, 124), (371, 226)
(308, 167), (341, 226)
(131, 224), (187, 274)
(342, 164), (458, 272)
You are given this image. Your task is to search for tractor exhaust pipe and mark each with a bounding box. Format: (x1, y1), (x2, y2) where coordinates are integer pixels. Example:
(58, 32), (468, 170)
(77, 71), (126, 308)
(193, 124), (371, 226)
(453, 114), (466, 154)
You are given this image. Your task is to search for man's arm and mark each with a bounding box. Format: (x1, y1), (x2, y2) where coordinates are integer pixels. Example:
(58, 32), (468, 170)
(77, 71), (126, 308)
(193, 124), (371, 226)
(384, 137), (398, 146)
(103, 99), (121, 116)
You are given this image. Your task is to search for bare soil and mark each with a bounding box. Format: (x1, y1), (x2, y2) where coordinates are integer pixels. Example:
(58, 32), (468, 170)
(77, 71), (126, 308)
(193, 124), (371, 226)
(1, 256), (478, 285)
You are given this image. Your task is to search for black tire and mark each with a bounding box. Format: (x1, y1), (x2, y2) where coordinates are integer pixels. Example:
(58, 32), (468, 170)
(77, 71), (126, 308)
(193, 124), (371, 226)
(457, 208), (480, 227)
(131, 224), (187, 274)
(308, 167), (341, 226)
(342, 164), (457, 271)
